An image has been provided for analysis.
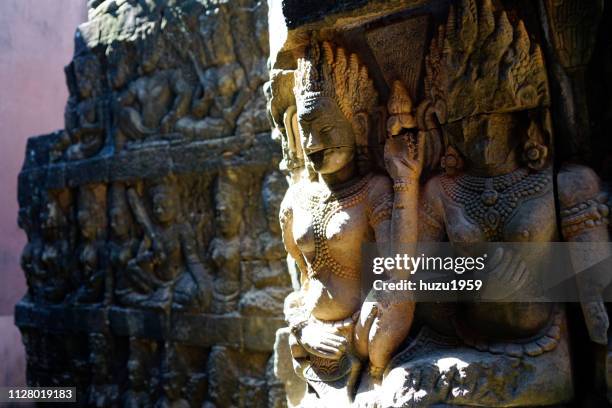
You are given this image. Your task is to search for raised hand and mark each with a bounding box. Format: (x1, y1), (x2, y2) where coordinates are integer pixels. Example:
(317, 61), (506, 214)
(384, 131), (425, 181)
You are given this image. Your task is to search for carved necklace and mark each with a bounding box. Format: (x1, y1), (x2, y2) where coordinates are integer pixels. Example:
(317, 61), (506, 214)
(440, 168), (551, 240)
(300, 174), (372, 281)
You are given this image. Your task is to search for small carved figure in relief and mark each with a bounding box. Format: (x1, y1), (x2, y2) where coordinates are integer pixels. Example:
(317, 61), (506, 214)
(72, 183), (108, 304)
(123, 337), (158, 408)
(22, 190), (73, 303)
(115, 35), (192, 143)
(107, 41), (136, 152)
(107, 41), (134, 92)
(182, 2), (257, 139)
(174, 61), (251, 140)
(53, 55), (105, 161)
(280, 39), (417, 401)
(209, 169), (244, 313)
(558, 164), (611, 345)
(125, 175), (212, 313)
(108, 183), (143, 307)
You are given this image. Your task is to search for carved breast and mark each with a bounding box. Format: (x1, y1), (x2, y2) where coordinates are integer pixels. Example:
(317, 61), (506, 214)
(440, 168), (556, 242)
(292, 176), (374, 281)
(437, 169), (558, 338)
(293, 203), (370, 263)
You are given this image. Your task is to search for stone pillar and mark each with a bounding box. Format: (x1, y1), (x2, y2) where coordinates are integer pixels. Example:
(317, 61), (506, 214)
(16, 1), (291, 406)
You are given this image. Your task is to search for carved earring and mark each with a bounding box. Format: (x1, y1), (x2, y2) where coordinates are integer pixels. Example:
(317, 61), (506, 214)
(441, 145), (463, 176)
(522, 121), (548, 171)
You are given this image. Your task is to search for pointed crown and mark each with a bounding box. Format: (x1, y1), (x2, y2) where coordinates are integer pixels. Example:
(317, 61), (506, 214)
(294, 39), (378, 121)
(424, 0), (550, 124)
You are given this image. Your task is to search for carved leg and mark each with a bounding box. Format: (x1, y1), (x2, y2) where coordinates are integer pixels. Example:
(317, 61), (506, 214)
(355, 299), (415, 380)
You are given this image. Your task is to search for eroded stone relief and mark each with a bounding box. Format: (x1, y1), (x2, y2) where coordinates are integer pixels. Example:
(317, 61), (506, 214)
(267, 0), (612, 406)
(17, 0), (288, 406)
(15, 0), (612, 406)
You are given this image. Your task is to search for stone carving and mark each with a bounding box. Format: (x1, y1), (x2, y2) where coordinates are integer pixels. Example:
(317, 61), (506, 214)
(239, 170), (292, 317)
(542, 0), (605, 160)
(210, 169), (244, 314)
(123, 337), (159, 407)
(73, 183), (109, 304)
(110, 33), (193, 145)
(267, 0), (612, 406)
(87, 333), (119, 407)
(21, 189), (74, 303)
(366, 17), (430, 101)
(17, 0), (290, 406)
(278, 39), (418, 404)
(372, 2), (580, 405)
(15, 0), (612, 406)
(120, 175), (214, 313)
(109, 182), (141, 306)
(174, 61), (249, 141)
(53, 55), (106, 161)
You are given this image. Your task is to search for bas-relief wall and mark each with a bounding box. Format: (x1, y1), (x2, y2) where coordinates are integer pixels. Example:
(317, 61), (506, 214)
(0, 0), (87, 387)
(0, 0), (87, 315)
(14, 0), (288, 405)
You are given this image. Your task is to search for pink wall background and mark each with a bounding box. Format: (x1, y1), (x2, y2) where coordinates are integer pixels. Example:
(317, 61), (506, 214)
(0, 0), (87, 386)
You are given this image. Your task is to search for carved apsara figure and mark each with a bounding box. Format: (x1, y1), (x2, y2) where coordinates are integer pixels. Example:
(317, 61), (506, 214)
(209, 169), (244, 314)
(73, 183), (109, 303)
(108, 183), (144, 307)
(373, 1), (610, 406)
(107, 41), (136, 152)
(115, 35), (191, 143)
(260, 170), (287, 260)
(171, 3), (255, 141)
(279, 39), (417, 402)
(53, 55), (106, 161)
(174, 61), (251, 140)
(124, 175), (212, 313)
(22, 190), (73, 303)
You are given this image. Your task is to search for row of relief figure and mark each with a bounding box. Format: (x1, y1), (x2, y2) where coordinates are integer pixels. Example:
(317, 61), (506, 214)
(20, 169), (289, 316)
(22, 327), (283, 407)
(51, 27), (268, 162)
(270, 14), (612, 406)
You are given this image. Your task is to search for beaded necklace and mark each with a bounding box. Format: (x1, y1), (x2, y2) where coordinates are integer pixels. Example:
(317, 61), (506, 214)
(299, 174), (372, 281)
(440, 168), (551, 240)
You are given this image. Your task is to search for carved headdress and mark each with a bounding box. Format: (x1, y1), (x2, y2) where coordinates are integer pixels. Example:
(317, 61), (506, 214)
(424, 0), (550, 124)
(294, 39), (378, 122)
